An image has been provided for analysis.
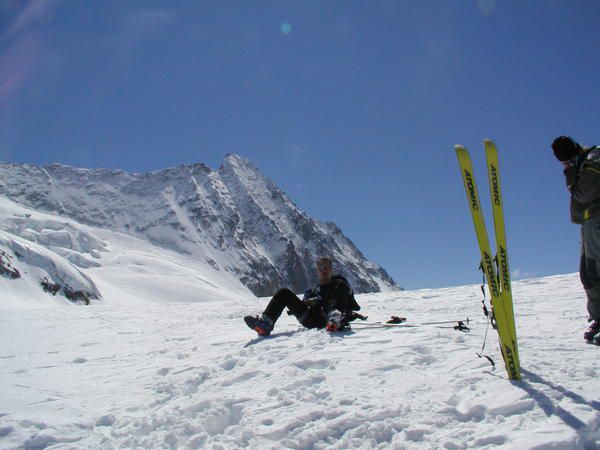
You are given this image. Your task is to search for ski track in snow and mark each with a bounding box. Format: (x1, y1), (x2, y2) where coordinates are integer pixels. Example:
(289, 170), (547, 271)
(1, 274), (600, 449)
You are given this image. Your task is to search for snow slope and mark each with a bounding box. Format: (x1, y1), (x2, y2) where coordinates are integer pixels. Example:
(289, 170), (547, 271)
(0, 197), (251, 308)
(1, 273), (599, 449)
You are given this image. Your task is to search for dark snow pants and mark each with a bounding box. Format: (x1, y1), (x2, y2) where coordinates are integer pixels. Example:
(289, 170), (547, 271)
(580, 218), (600, 320)
(263, 288), (327, 329)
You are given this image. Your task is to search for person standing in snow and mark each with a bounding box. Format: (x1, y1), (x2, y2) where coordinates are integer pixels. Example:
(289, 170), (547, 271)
(244, 257), (360, 336)
(552, 136), (600, 344)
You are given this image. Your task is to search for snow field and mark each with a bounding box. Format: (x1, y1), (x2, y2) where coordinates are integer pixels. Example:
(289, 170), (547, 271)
(1, 273), (599, 449)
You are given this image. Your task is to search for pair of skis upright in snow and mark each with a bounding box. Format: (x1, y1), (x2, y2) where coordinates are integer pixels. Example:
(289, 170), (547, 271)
(455, 139), (521, 380)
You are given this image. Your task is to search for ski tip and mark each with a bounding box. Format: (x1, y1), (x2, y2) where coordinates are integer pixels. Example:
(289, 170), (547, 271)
(454, 144), (466, 151)
(483, 138), (494, 145)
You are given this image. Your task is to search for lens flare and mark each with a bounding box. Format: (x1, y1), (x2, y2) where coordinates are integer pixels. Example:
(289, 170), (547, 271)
(281, 22), (292, 35)
(478, 0), (496, 16)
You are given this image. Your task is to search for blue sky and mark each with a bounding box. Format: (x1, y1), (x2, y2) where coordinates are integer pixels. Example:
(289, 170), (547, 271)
(1, 0), (599, 289)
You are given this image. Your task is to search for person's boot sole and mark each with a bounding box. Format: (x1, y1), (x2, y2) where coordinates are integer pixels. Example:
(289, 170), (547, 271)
(244, 316), (271, 336)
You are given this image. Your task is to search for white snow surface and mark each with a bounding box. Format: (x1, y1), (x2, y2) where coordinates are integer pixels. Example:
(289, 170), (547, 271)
(1, 271), (600, 449)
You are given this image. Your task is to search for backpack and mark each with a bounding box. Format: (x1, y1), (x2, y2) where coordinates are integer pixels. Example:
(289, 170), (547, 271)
(331, 275), (361, 311)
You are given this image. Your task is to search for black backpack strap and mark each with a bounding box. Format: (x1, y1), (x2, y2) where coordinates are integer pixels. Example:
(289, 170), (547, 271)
(570, 147), (595, 194)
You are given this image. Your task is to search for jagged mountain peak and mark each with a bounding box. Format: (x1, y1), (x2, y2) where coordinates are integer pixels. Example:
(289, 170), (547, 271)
(220, 153), (265, 180)
(19, 156), (253, 180)
(222, 153), (255, 166)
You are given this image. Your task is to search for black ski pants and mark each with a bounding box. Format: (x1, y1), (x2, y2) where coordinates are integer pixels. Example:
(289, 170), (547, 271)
(263, 288), (327, 329)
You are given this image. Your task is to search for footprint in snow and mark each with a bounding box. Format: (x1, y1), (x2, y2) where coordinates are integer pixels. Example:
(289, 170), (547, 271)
(221, 370), (260, 387)
(412, 345), (433, 355)
(182, 372), (209, 395)
(291, 359), (331, 370)
(284, 374), (326, 390)
(405, 428), (428, 442)
(221, 358), (238, 370)
(473, 435), (508, 446)
(167, 336), (190, 342)
(439, 404), (487, 422)
(415, 355), (436, 366)
(95, 415), (116, 427)
(377, 363), (404, 372)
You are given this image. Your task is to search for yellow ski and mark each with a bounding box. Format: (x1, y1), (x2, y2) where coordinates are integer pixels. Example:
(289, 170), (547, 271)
(484, 139), (520, 379)
(455, 144), (521, 380)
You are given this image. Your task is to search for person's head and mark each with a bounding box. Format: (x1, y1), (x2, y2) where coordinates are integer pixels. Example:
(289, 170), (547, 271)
(552, 136), (583, 162)
(316, 257), (333, 283)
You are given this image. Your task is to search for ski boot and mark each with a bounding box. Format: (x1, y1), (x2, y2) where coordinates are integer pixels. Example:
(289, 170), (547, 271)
(584, 319), (600, 342)
(326, 310), (349, 332)
(244, 314), (274, 336)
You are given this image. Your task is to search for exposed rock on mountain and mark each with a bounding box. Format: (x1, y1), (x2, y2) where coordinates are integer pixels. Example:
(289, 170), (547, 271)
(0, 155), (399, 296)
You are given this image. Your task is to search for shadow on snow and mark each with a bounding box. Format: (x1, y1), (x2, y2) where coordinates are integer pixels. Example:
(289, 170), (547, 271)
(515, 368), (600, 447)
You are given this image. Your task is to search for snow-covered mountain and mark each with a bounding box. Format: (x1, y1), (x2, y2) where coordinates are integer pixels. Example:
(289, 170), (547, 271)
(0, 196), (251, 308)
(0, 155), (399, 299)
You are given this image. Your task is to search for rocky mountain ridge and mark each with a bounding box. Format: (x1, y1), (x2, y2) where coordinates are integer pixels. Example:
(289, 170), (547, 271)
(0, 154), (399, 296)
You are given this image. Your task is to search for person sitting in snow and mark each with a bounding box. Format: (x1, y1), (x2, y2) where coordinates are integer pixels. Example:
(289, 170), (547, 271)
(552, 136), (600, 344)
(244, 257), (360, 336)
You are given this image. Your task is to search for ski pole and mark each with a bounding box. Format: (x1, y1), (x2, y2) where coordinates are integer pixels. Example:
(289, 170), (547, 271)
(419, 318), (470, 326)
